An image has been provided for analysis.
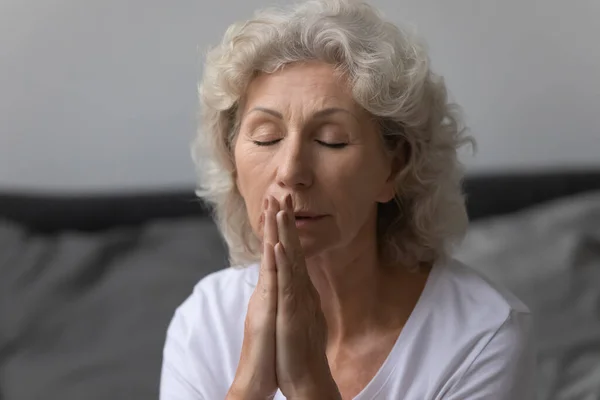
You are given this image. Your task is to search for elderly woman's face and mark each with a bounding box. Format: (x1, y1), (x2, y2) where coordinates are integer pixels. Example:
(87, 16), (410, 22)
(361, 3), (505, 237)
(234, 62), (396, 258)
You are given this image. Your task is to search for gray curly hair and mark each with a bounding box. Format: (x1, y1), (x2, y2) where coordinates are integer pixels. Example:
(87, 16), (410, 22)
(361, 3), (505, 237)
(192, 0), (475, 268)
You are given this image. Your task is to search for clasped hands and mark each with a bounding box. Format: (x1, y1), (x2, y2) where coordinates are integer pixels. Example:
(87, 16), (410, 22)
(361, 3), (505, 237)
(227, 194), (340, 400)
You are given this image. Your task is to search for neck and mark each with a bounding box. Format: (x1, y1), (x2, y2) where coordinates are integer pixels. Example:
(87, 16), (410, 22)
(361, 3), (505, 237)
(305, 212), (430, 347)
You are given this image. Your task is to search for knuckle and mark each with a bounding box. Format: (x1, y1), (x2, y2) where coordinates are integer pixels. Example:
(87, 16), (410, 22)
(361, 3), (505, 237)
(260, 285), (274, 299)
(282, 291), (299, 312)
(281, 283), (295, 300)
(245, 305), (273, 333)
(255, 282), (275, 300)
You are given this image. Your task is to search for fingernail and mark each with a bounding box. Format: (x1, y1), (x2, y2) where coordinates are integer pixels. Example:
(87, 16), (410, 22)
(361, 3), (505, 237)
(277, 210), (286, 224)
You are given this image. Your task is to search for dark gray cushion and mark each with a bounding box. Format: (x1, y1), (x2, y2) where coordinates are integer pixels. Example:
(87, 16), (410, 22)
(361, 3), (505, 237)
(456, 190), (600, 399)
(0, 217), (226, 400)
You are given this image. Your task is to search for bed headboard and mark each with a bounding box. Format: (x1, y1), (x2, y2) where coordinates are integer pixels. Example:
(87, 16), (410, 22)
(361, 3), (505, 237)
(0, 170), (599, 233)
(463, 170), (600, 220)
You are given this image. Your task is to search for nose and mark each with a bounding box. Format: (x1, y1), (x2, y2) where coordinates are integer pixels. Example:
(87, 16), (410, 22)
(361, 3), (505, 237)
(275, 137), (313, 190)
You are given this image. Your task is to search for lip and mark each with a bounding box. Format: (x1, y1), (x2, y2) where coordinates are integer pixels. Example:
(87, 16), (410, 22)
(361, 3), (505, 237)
(293, 214), (327, 227)
(294, 212), (325, 218)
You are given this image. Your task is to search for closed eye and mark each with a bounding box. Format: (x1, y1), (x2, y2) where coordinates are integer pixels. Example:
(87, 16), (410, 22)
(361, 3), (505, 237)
(316, 140), (348, 149)
(252, 139), (282, 146)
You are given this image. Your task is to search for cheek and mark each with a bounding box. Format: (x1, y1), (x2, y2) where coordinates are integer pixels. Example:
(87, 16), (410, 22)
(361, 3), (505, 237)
(329, 149), (389, 195)
(324, 150), (389, 220)
(357, 147), (393, 197)
(234, 144), (273, 228)
(235, 145), (267, 191)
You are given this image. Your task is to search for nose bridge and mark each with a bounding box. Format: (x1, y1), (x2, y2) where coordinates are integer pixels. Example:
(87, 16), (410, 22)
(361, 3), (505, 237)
(277, 130), (312, 188)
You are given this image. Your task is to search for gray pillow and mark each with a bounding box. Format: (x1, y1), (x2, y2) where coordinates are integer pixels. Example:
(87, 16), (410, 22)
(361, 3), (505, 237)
(455, 191), (600, 400)
(0, 217), (227, 400)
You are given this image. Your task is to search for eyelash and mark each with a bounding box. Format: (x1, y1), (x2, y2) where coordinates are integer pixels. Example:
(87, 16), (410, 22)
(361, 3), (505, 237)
(252, 139), (348, 149)
(252, 139), (280, 147)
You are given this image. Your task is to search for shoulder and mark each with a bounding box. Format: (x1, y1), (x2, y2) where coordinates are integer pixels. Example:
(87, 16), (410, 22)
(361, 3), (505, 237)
(192, 263), (259, 300)
(431, 258), (532, 347)
(160, 264), (259, 398)
(435, 258), (530, 319)
(426, 259), (534, 398)
(169, 263), (259, 334)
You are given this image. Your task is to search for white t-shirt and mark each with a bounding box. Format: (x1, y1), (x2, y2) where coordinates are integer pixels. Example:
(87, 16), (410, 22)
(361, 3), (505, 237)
(160, 259), (535, 399)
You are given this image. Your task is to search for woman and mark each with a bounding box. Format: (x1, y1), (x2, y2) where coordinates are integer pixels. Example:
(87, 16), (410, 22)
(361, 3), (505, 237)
(160, 0), (534, 398)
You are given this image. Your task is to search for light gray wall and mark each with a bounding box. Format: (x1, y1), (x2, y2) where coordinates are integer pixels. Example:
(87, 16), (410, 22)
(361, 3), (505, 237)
(1, 0), (599, 192)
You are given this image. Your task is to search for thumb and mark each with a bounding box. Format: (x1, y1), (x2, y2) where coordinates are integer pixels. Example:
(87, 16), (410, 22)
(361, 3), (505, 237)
(256, 241), (277, 313)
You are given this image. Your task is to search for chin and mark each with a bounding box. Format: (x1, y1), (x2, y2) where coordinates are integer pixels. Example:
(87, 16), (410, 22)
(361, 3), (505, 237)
(298, 234), (336, 260)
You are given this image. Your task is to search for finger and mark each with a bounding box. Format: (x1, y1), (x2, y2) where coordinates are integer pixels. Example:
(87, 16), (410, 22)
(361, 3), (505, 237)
(278, 195), (305, 277)
(274, 241), (293, 302)
(257, 240), (278, 312)
(264, 196), (280, 247)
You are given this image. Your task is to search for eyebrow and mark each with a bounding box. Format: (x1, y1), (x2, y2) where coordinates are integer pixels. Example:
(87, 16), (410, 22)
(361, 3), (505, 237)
(245, 106), (358, 122)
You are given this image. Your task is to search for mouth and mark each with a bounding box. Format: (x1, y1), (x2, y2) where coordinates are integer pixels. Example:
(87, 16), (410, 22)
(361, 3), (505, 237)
(294, 212), (326, 220)
(293, 213), (327, 227)
(259, 212), (326, 224)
